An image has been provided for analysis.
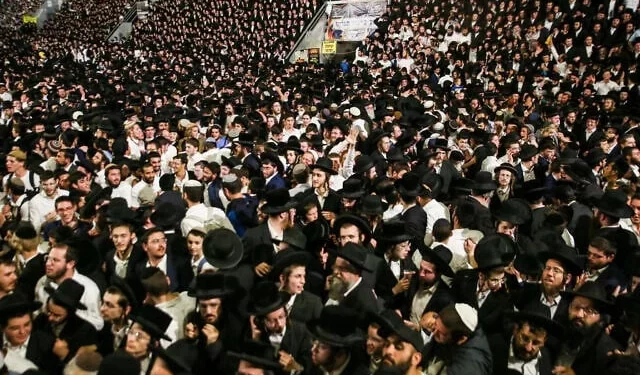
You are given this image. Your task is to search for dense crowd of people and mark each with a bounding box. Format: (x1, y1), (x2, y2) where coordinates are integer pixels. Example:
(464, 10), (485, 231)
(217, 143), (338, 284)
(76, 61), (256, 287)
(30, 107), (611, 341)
(2, 0), (640, 374)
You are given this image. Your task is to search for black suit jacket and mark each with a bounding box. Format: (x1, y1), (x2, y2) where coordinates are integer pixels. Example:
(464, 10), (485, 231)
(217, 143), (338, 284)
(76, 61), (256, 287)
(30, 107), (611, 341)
(34, 313), (98, 363)
(17, 253), (46, 301)
(133, 252), (193, 293)
(488, 332), (554, 375)
(453, 270), (514, 334)
(592, 262), (627, 298)
(0, 329), (60, 374)
(567, 201), (593, 253)
(567, 329), (621, 375)
(514, 284), (571, 327)
(342, 279), (381, 316)
(399, 279), (455, 319)
(595, 226), (639, 276)
(289, 291), (323, 324)
(104, 245), (144, 281)
(243, 153), (261, 178)
(401, 205), (428, 246)
(259, 320), (312, 371)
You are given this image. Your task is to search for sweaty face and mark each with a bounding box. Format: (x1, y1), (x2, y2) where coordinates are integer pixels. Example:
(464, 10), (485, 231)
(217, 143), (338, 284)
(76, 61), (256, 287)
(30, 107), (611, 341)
(199, 298), (222, 324)
(512, 323), (546, 361)
(263, 307), (287, 335)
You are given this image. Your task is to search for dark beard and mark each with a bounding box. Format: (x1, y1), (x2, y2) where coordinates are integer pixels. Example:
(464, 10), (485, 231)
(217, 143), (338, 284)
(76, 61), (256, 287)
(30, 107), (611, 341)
(566, 319), (600, 347)
(381, 359), (412, 374)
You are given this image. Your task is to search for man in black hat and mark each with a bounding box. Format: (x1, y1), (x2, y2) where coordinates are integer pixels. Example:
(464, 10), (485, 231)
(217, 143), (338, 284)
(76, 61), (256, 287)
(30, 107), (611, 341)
(125, 304), (174, 375)
(233, 133), (261, 178)
(553, 282), (621, 375)
(97, 276), (137, 356)
(394, 173), (429, 245)
(242, 188), (302, 277)
(261, 152), (287, 191)
(515, 144), (544, 186)
(453, 234), (515, 334)
(463, 171), (497, 235)
(329, 242), (380, 315)
(0, 294), (58, 372)
(248, 281), (312, 373)
(375, 310), (426, 375)
(488, 308), (564, 375)
(13, 223), (45, 302)
(34, 278), (98, 364)
(585, 237), (627, 297)
(307, 305), (369, 375)
(515, 245), (584, 325)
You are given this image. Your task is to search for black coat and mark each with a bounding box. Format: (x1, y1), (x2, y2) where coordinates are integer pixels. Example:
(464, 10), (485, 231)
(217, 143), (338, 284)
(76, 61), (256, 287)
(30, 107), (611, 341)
(34, 313), (98, 363)
(17, 253), (46, 301)
(453, 270), (514, 335)
(464, 196), (495, 236)
(564, 329), (621, 375)
(488, 332), (554, 375)
(594, 226), (639, 276)
(398, 279), (455, 320)
(0, 329), (59, 374)
(401, 205), (429, 246)
(243, 153), (262, 178)
(289, 291), (323, 324)
(342, 279), (381, 316)
(132, 252), (193, 293)
(567, 201), (593, 253)
(592, 262), (628, 298)
(257, 320), (313, 372)
(514, 284), (571, 327)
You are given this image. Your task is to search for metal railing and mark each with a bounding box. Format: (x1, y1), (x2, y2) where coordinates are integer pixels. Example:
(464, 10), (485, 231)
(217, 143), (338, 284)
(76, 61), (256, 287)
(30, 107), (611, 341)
(286, 2), (328, 62)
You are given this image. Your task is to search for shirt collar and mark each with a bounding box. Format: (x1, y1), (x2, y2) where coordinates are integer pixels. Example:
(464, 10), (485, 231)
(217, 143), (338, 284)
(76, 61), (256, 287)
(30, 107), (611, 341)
(344, 277), (363, 297)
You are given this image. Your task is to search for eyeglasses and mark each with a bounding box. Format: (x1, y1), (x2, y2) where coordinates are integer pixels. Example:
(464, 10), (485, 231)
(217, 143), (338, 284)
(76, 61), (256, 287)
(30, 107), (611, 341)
(570, 303), (599, 317)
(543, 266), (565, 275)
(127, 329), (150, 342)
(148, 237), (167, 245)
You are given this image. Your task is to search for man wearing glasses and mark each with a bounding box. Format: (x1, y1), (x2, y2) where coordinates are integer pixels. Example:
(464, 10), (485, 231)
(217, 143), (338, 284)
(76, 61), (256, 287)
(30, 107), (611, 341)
(553, 282), (621, 375)
(134, 227), (192, 292)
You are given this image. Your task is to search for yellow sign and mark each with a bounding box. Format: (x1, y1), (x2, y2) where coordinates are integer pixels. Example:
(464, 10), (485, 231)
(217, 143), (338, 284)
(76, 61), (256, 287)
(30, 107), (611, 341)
(322, 41), (337, 54)
(23, 15), (38, 24)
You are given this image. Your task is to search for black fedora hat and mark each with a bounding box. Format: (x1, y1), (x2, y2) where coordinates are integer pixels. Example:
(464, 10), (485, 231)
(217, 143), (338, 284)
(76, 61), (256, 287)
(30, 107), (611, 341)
(395, 172), (427, 197)
(307, 305), (364, 347)
(504, 308), (564, 338)
(338, 178), (365, 199)
(247, 281), (290, 316)
(595, 189), (633, 218)
(519, 144), (539, 161)
(353, 155), (375, 175)
(372, 309), (425, 351)
(369, 129), (391, 152)
(188, 272), (240, 300)
(0, 293), (42, 319)
(493, 198), (532, 225)
(280, 136), (303, 154)
(203, 228), (244, 269)
(262, 188), (298, 214)
(45, 279), (87, 311)
(359, 195), (388, 216)
(260, 151), (284, 174)
(65, 237), (102, 276)
(376, 220), (412, 244)
(130, 304), (172, 341)
(557, 146), (580, 165)
(221, 155), (242, 169)
(538, 245), (584, 276)
(153, 345), (192, 374)
(109, 275), (139, 312)
(420, 245), (455, 277)
(513, 252), (544, 277)
(561, 281), (613, 313)
(472, 171), (498, 192)
(387, 147), (409, 163)
(429, 138), (450, 151)
(310, 157), (337, 175)
(270, 249), (312, 280)
(494, 162), (518, 176)
(330, 243), (373, 272)
(228, 340), (281, 370)
(474, 234), (517, 271)
(519, 180), (548, 202)
(150, 202), (181, 229)
(563, 159), (594, 185)
(333, 214), (372, 243)
(277, 229), (307, 251)
(234, 132), (255, 147)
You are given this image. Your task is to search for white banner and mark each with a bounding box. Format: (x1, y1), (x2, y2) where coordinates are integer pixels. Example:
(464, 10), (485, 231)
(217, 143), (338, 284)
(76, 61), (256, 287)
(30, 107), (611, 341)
(326, 1), (386, 41)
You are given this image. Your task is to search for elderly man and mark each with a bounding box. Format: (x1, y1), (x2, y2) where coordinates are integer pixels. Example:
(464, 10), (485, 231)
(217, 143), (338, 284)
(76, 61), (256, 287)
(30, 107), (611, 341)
(328, 242), (379, 315)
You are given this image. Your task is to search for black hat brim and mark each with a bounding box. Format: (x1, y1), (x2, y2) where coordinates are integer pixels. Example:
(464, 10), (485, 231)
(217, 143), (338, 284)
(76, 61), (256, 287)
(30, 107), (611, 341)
(504, 311), (564, 338)
(270, 251), (312, 280)
(44, 285), (87, 311)
(307, 322), (364, 347)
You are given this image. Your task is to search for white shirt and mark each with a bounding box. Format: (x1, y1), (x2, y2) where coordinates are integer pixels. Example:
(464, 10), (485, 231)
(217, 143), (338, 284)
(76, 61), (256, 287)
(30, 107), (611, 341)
(423, 199), (450, 235)
(181, 203), (209, 237)
(3, 334), (29, 358)
(131, 179), (160, 208)
(127, 137), (145, 161)
(146, 254), (169, 275)
(507, 338), (541, 375)
(2, 171), (40, 193)
(35, 271), (104, 330)
(110, 183), (134, 207)
(410, 282), (438, 324)
(28, 189), (69, 233)
(540, 293), (562, 318)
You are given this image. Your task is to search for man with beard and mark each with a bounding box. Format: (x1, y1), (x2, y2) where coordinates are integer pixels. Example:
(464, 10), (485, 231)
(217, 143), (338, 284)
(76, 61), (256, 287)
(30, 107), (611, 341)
(553, 282), (621, 375)
(366, 320), (386, 373)
(488, 308), (564, 375)
(105, 164), (133, 207)
(423, 303), (492, 375)
(328, 242), (379, 315)
(203, 161), (225, 209)
(132, 163), (160, 208)
(585, 237), (627, 297)
(248, 281), (312, 373)
(232, 132), (261, 178)
(516, 245), (584, 326)
(374, 309), (425, 375)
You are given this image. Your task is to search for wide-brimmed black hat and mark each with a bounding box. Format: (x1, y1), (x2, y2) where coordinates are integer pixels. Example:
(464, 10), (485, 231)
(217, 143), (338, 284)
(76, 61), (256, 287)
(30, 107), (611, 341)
(474, 234), (517, 271)
(353, 155), (375, 175)
(110, 275), (138, 312)
(563, 159), (594, 185)
(310, 157), (337, 175)
(472, 171), (498, 192)
(150, 202), (181, 229)
(395, 172), (428, 197)
(153, 345), (192, 374)
(519, 144), (539, 161)
(617, 286), (640, 313)
(203, 228), (244, 269)
(65, 237), (102, 276)
(330, 243), (373, 272)
(45, 279), (87, 311)
(558, 147), (579, 165)
(270, 249), (312, 280)
(561, 281), (613, 313)
(247, 281), (290, 316)
(494, 162), (518, 176)
(260, 151), (284, 174)
(376, 220), (412, 244)
(228, 340), (282, 370)
(538, 245), (584, 276)
(130, 304), (172, 341)
(420, 245), (455, 277)
(504, 308), (564, 338)
(307, 306), (364, 347)
(493, 198), (532, 225)
(360, 195), (388, 216)
(0, 293), (42, 320)
(188, 273), (240, 300)
(277, 229), (307, 252)
(234, 132), (255, 147)
(221, 155), (242, 169)
(333, 214), (372, 244)
(338, 178), (365, 199)
(429, 138), (450, 151)
(280, 136), (303, 154)
(372, 309), (425, 351)
(595, 189), (633, 218)
(262, 188), (298, 214)
(369, 129), (391, 151)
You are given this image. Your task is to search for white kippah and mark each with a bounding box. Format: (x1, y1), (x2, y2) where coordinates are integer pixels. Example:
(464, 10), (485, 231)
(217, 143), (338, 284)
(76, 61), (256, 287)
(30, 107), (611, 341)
(454, 303), (478, 332)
